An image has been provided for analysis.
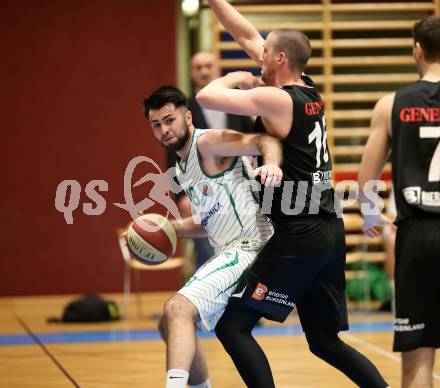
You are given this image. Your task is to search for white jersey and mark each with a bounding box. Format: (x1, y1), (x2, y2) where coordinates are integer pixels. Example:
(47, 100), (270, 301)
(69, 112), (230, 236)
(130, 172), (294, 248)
(175, 128), (273, 252)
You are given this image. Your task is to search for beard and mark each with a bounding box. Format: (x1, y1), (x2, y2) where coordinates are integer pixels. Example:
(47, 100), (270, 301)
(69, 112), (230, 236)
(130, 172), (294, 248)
(162, 127), (190, 152)
(261, 67), (275, 85)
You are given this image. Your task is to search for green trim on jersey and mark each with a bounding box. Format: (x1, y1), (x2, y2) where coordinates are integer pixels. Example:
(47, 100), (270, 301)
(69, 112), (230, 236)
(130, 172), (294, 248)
(215, 278), (240, 298)
(242, 160), (251, 181)
(221, 183), (244, 229)
(178, 128), (197, 173)
(195, 136), (239, 179)
(184, 251), (240, 287)
(175, 127), (273, 250)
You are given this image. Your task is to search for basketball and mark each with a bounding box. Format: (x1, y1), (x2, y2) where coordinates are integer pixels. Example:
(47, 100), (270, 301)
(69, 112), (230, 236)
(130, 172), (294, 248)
(126, 213), (177, 265)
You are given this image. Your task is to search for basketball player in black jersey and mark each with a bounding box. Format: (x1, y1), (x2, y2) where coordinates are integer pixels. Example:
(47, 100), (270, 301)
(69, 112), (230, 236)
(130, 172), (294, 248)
(358, 16), (440, 388)
(196, 1), (388, 387)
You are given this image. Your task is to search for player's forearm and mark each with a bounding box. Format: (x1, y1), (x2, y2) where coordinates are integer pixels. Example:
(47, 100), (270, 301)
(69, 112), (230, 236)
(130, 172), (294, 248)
(357, 143), (388, 214)
(207, 0), (258, 40)
(205, 73), (241, 91)
(197, 76), (235, 111)
(358, 93), (393, 214)
(207, 0), (262, 62)
(197, 73), (244, 111)
(257, 134), (283, 167)
(172, 216), (207, 238)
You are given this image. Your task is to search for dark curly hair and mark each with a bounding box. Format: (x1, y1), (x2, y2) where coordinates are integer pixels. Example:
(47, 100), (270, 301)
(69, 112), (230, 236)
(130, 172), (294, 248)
(143, 86), (188, 118)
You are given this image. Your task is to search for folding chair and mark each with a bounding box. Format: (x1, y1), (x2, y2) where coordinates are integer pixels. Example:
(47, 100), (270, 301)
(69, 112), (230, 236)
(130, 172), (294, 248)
(117, 227), (184, 318)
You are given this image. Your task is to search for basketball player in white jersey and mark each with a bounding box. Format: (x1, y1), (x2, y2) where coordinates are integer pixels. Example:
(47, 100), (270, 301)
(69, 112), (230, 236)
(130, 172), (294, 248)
(143, 85), (282, 388)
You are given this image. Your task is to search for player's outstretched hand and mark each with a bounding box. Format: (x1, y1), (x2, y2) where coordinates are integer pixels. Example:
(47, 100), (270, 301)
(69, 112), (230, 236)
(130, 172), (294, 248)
(254, 164), (283, 187)
(362, 213), (393, 237)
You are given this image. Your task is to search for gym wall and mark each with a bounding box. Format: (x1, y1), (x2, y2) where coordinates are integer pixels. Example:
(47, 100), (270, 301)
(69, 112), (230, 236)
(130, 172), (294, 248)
(0, 0), (179, 296)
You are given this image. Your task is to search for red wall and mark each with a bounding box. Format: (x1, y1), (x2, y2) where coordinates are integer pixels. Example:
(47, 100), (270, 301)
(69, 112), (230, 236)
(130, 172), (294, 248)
(0, 0), (181, 296)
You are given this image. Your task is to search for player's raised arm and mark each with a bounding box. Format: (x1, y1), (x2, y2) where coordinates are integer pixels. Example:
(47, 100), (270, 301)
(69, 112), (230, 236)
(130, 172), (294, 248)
(196, 71), (292, 138)
(207, 0), (264, 65)
(198, 130), (283, 186)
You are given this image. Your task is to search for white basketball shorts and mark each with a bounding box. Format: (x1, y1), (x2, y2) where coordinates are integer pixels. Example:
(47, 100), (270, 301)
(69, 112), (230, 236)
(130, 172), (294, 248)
(178, 247), (258, 332)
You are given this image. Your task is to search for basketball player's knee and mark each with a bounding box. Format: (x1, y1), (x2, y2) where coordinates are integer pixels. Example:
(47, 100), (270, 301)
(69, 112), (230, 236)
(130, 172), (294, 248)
(163, 295), (195, 324)
(157, 315), (168, 341)
(307, 338), (326, 359)
(305, 330), (339, 360)
(214, 321), (225, 341)
(215, 319), (233, 347)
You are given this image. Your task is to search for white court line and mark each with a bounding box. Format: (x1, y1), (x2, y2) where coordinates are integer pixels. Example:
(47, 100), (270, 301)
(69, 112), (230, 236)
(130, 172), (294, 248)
(342, 332), (440, 381)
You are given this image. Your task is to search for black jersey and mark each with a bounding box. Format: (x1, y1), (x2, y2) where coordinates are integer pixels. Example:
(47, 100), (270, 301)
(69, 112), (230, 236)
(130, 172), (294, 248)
(255, 75), (337, 220)
(391, 80), (440, 223)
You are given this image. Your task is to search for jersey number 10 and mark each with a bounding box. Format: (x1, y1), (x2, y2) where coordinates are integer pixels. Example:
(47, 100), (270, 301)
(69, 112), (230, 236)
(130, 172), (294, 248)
(308, 117), (329, 168)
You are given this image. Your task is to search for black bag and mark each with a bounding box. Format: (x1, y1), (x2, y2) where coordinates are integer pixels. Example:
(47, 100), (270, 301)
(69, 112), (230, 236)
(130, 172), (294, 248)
(48, 295), (120, 323)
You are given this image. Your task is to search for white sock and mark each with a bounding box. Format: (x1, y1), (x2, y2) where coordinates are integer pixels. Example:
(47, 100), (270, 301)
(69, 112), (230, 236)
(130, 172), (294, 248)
(189, 379), (212, 388)
(166, 369), (189, 388)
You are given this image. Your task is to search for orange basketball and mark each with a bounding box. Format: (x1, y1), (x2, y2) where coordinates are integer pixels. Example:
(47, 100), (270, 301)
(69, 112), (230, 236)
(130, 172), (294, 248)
(126, 214), (177, 265)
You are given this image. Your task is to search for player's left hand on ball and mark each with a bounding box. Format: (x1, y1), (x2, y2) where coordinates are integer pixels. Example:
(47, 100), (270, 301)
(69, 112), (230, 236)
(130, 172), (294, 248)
(254, 164), (283, 187)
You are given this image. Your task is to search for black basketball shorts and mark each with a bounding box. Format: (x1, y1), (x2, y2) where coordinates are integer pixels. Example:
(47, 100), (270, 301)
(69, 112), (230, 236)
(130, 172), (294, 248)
(393, 216), (440, 352)
(230, 215), (349, 333)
